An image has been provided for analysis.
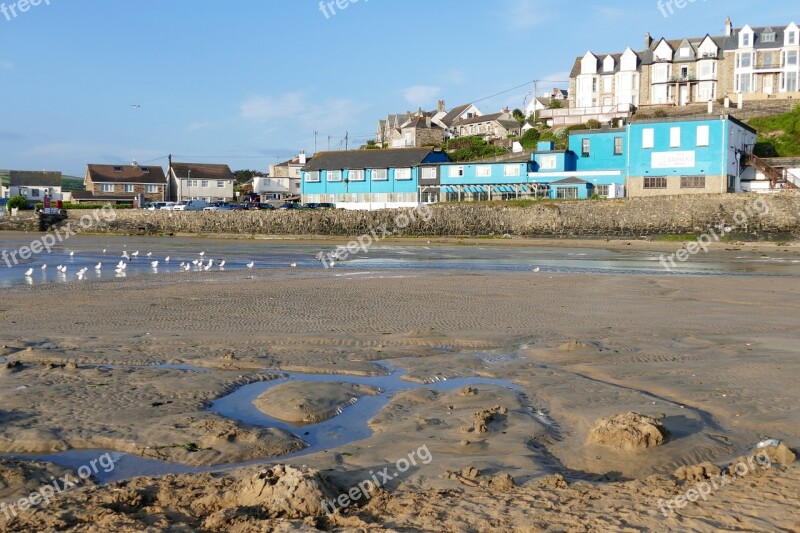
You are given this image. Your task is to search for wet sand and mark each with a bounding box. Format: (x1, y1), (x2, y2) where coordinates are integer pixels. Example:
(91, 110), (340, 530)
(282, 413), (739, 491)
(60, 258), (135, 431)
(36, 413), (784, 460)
(0, 266), (798, 531)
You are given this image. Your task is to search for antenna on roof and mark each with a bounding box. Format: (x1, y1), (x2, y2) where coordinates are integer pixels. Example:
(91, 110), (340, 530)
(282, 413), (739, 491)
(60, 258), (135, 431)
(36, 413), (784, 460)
(131, 160), (138, 167)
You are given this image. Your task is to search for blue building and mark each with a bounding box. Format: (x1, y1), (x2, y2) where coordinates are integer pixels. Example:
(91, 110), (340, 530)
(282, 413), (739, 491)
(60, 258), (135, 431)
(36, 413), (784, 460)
(301, 148), (450, 210)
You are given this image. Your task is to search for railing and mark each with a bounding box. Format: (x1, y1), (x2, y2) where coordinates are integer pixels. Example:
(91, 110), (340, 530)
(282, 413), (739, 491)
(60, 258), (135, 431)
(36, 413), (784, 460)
(669, 75), (697, 83)
(785, 169), (800, 189)
(754, 62), (783, 70)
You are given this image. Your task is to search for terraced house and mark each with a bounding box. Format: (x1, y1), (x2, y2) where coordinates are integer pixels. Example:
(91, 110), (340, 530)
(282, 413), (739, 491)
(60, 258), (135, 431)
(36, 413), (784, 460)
(568, 18), (800, 111)
(168, 162), (236, 203)
(77, 164), (166, 205)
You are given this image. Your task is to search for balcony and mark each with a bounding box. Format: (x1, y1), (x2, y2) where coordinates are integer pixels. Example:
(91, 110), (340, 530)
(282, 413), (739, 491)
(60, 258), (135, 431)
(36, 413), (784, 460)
(669, 74), (697, 83)
(754, 61), (783, 71)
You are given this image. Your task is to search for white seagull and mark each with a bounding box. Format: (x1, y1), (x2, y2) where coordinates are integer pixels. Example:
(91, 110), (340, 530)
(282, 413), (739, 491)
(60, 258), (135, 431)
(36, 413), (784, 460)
(24, 268), (33, 277)
(532, 267), (541, 273)
(199, 252), (205, 257)
(290, 263), (297, 268)
(122, 251), (130, 260)
(151, 261), (159, 269)
(95, 263), (102, 270)
(69, 251), (74, 257)
(165, 256), (170, 263)
(183, 264), (191, 271)
(102, 249), (107, 254)
(41, 264), (47, 270)
(246, 262), (254, 269)
(131, 251), (139, 258)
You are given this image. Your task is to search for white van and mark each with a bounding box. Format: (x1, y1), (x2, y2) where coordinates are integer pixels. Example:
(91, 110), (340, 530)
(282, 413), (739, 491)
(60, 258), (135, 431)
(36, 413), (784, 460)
(173, 200), (208, 211)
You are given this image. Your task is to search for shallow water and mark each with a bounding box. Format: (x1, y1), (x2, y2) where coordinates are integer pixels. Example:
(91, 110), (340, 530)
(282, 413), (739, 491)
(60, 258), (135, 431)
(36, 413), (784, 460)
(4, 361), (550, 484)
(1, 233), (798, 288)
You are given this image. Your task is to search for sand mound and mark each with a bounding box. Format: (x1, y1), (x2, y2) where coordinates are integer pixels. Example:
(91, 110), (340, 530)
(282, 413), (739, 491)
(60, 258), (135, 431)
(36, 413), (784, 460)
(674, 462), (722, 482)
(229, 465), (338, 518)
(588, 412), (667, 450)
(253, 382), (380, 425)
(759, 443), (797, 465)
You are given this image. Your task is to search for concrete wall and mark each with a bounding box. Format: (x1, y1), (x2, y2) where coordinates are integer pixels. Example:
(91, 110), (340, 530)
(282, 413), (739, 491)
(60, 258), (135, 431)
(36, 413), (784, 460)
(11, 193), (793, 237)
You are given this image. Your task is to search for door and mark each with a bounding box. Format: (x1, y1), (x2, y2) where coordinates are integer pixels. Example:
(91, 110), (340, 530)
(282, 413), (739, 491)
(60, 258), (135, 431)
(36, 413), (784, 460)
(763, 75), (774, 94)
(679, 85), (688, 106)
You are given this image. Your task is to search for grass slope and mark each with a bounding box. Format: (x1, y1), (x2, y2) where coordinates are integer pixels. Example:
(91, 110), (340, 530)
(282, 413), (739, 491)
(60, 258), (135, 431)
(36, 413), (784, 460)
(750, 105), (800, 157)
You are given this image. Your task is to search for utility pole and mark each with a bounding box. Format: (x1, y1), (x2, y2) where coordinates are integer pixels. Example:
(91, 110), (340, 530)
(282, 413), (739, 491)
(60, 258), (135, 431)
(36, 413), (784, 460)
(167, 154), (172, 202)
(345, 131), (349, 150)
(533, 80), (539, 124)
(314, 130), (318, 154)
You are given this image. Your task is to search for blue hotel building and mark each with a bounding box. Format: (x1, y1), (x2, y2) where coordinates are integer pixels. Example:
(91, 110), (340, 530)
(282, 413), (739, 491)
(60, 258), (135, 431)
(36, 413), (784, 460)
(301, 115), (757, 209)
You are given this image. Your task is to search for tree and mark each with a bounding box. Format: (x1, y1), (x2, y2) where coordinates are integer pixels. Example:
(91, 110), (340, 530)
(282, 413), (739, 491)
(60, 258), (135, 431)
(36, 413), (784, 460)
(520, 128), (541, 150)
(7, 195), (29, 210)
(234, 170), (260, 183)
(548, 100), (563, 109)
(512, 108), (526, 125)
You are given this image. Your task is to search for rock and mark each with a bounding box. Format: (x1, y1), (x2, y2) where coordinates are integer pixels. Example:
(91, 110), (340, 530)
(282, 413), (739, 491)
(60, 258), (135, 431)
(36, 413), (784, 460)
(674, 462), (722, 482)
(588, 412), (667, 450)
(461, 466), (480, 479)
(230, 465), (339, 518)
(460, 387), (478, 397)
(538, 474), (569, 489)
(487, 473), (515, 491)
(758, 443), (796, 465)
(471, 406), (508, 434)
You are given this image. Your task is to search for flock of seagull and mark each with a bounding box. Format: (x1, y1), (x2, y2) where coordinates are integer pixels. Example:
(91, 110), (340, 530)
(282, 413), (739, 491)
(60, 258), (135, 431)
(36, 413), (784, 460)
(21, 249), (273, 281)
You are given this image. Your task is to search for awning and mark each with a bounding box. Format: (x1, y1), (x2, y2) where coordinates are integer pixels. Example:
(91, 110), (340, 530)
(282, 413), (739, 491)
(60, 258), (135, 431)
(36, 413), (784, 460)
(442, 186), (457, 194)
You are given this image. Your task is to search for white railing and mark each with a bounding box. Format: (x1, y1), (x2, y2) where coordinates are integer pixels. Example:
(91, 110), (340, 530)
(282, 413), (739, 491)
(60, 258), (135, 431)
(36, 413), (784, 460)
(785, 169), (800, 189)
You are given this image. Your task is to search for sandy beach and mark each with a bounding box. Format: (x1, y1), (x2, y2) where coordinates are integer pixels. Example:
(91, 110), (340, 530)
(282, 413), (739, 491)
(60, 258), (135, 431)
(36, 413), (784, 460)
(0, 259), (798, 531)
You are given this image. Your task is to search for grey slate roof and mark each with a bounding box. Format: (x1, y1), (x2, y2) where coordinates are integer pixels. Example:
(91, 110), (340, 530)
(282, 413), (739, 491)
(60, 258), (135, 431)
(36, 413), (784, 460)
(9, 171), (62, 187)
(170, 163), (235, 181)
(551, 177), (590, 185)
(87, 165), (166, 185)
(454, 112), (519, 129)
(303, 148), (446, 171)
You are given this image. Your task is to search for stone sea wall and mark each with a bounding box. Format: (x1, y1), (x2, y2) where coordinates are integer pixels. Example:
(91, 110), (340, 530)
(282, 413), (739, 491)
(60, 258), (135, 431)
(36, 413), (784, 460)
(2, 194), (800, 238)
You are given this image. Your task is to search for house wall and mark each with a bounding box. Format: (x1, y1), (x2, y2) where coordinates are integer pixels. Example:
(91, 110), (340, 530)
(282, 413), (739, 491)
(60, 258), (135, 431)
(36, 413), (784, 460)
(9, 185), (63, 203)
(174, 177), (233, 202)
(87, 181), (164, 202)
(439, 162), (530, 185)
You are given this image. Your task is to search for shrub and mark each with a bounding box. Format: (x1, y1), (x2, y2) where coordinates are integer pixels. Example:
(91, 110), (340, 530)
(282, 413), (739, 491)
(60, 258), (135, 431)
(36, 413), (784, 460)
(585, 119), (602, 129)
(6, 196), (29, 210)
(520, 128), (541, 149)
(653, 109), (669, 118)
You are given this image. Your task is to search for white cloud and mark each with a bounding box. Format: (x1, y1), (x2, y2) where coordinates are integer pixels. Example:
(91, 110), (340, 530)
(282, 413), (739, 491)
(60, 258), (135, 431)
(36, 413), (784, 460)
(402, 85), (442, 107)
(239, 92), (363, 132)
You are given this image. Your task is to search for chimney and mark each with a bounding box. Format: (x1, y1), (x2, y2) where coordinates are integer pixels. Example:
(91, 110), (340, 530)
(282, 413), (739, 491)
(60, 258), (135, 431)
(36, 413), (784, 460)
(438, 100), (446, 113)
(501, 106), (510, 114)
(645, 32), (653, 48)
(425, 116), (431, 128)
(298, 151), (307, 165)
(725, 17), (733, 37)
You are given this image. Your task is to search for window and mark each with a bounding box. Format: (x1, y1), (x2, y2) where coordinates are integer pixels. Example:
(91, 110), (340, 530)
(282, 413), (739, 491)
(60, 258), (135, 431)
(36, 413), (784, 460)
(371, 168), (388, 181)
(556, 187), (579, 199)
(670, 127), (681, 148)
(652, 63), (669, 83)
(698, 60), (716, 79)
(19, 187), (28, 196)
(217, 180), (225, 188)
(449, 166), (465, 178)
(101, 184), (114, 192)
(188, 180), (198, 187)
(695, 125), (710, 147)
(581, 138), (591, 157)
(603, 76), (612, 93)
(789, 31), (797, 45)
(31, 189), (40, 197)
(146, 185), (158, 193)
(476, 165), (492, 178)
(787, 51), (798, 66)
(592, 78), (598, 92)
(680, 47), (690, 57)
(738, 52), (752, 68)
(395, 168), (412, 180)
(349, 169), (365, 181)
(614, 137), (623, 155)
(125, 184), (134, 193)
(762, 32), (775, 43)
(540, 155), (557, 170)
(141, 167), (150, 173)
(785, 72), (798, 93)
(113, 166), (122, 173)
(201, 180), (209, 188)
(596, 185), (610, 197)
(737, 73), (752, 93)
(503, 165), (521, 177)
(681, 176), (706, 188)
(644, 177), (667, 189)
(742, 33), (751, 47)
(306, 171), (320, 182)
(421, 167), (437, 180)
(327, 170), (342, 182)
(642, 128), (655, 149)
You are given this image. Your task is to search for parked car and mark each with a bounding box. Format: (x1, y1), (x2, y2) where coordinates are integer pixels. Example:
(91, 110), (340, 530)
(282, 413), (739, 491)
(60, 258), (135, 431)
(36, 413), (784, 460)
(159, 202), (177, 211)
(173, 200), (208, 211)
(204, 202), (234, 211)
(279, 202), (305, 210)
(257, 203), (276, 211)
(305, 202), (336, 210)
(147, 202), (167, 211)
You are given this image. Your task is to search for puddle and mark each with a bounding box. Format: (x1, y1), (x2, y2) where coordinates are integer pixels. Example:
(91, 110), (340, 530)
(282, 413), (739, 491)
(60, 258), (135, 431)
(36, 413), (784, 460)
(3, 360), (557, 484)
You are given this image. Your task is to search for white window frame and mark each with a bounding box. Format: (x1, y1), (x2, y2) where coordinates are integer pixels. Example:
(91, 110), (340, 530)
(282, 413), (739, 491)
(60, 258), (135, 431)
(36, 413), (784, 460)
(145, 185), (158, 193)
(101, 184), (114, 192)
(787, 50), (798, 66)
(306, 171), (320, 183)
(371, 168), (388, 181)
(540, 155), (557, 170)
(449, 166), (465, 178)
(124, 184), (135, 193)
(476, 165), (492, 178)
(670, 127), (681, 148)
(201, 180), (209, 188)
(420, 167), (437, 180)
(217, 180), (225, 188)
(697, 125), (710, 147)
(642, 128), (655, 149)
(349, 169), (366, 181)
(503, 165), (521, 177)
(327, 170), (342, 182)
(395, 168), (412, 181)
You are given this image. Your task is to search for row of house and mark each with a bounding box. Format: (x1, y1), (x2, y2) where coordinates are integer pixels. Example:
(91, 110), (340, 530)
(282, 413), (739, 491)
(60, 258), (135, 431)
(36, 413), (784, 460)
(2, 163), (237, 206)
(302, 114), (772, 210)
(569, 18), (800, 113)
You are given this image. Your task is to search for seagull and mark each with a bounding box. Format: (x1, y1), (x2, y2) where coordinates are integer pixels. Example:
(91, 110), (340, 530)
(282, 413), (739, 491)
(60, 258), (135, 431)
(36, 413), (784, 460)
(207, 259), (214, 268)
(24, 268), (33, 277)
(122, 251), (130, 260)
(165, 256), (170, 263)
(290, 263), (297, 268)
(183, 264), (191, 271)
(95, 263), (102, 270)
(146, 252), (152, 257)
(246, 262), (254, 269)
(192, 260), (199, 266)
(115, 267), (124, 274)
(199, 252), (205, 257)
(131, 251), (139, 258)
(151, 261), (159, 268)
(533, 267), (540, 273)
(102, 249), (107, 254)
(60, 267), (67, 274)
(203, 263), (211, 271)
(219, 260), (226, 268)
(69, 251), (74, 257)
(41, 264), (47, 270)
(130, 104), (141, 108)
(77, 272), (85, 280)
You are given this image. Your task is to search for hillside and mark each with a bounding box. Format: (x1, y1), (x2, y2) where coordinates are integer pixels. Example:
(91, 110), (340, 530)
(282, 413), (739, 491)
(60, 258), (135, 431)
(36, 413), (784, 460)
(749, 105), (800, 158)
(61, 176), (85, 191)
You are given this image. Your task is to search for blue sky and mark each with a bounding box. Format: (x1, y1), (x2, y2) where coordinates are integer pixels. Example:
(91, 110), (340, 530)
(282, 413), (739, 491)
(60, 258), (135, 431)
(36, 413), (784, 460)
(0, 0), (797, 176)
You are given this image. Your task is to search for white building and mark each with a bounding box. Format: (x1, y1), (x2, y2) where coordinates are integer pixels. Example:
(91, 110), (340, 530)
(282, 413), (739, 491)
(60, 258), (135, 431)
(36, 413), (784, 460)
(168, 162), (236, 202)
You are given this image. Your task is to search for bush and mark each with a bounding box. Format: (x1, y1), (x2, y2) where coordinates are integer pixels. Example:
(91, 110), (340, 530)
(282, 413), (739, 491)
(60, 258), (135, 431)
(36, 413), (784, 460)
(6, 196), (29, 210)
(585, 119), (602, 129)
(520, 128), (541, 150)
(653, 109), (669, 118)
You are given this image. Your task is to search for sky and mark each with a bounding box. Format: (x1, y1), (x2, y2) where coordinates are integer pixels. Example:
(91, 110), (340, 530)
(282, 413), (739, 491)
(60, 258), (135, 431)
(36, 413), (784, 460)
(0, 0), (798, 176)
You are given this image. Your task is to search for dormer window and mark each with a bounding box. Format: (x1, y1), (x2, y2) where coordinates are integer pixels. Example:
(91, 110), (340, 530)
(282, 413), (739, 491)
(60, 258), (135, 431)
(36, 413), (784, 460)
(789, 31), (797, 45)
(113, 166), (123, 173)
(742, 33), (751, 47)
(141, 167), (150, 173)
(680, 47), (690, 57)
(762, 31), (775, 43)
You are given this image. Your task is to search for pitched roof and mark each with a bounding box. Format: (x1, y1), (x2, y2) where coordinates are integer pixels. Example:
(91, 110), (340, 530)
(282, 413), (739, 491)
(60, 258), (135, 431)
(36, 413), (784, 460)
(275, 155), (311, 167)
(455, 112), (520, 129)
(402, 116), (443, 130)
(440, 103), (475, 127)
(9, 171), (62, 187)
(551, 177), (590, 185)
(86, 165), (166, 185)
(304, 148), (447, 171)
(170, 163), (235, 180)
